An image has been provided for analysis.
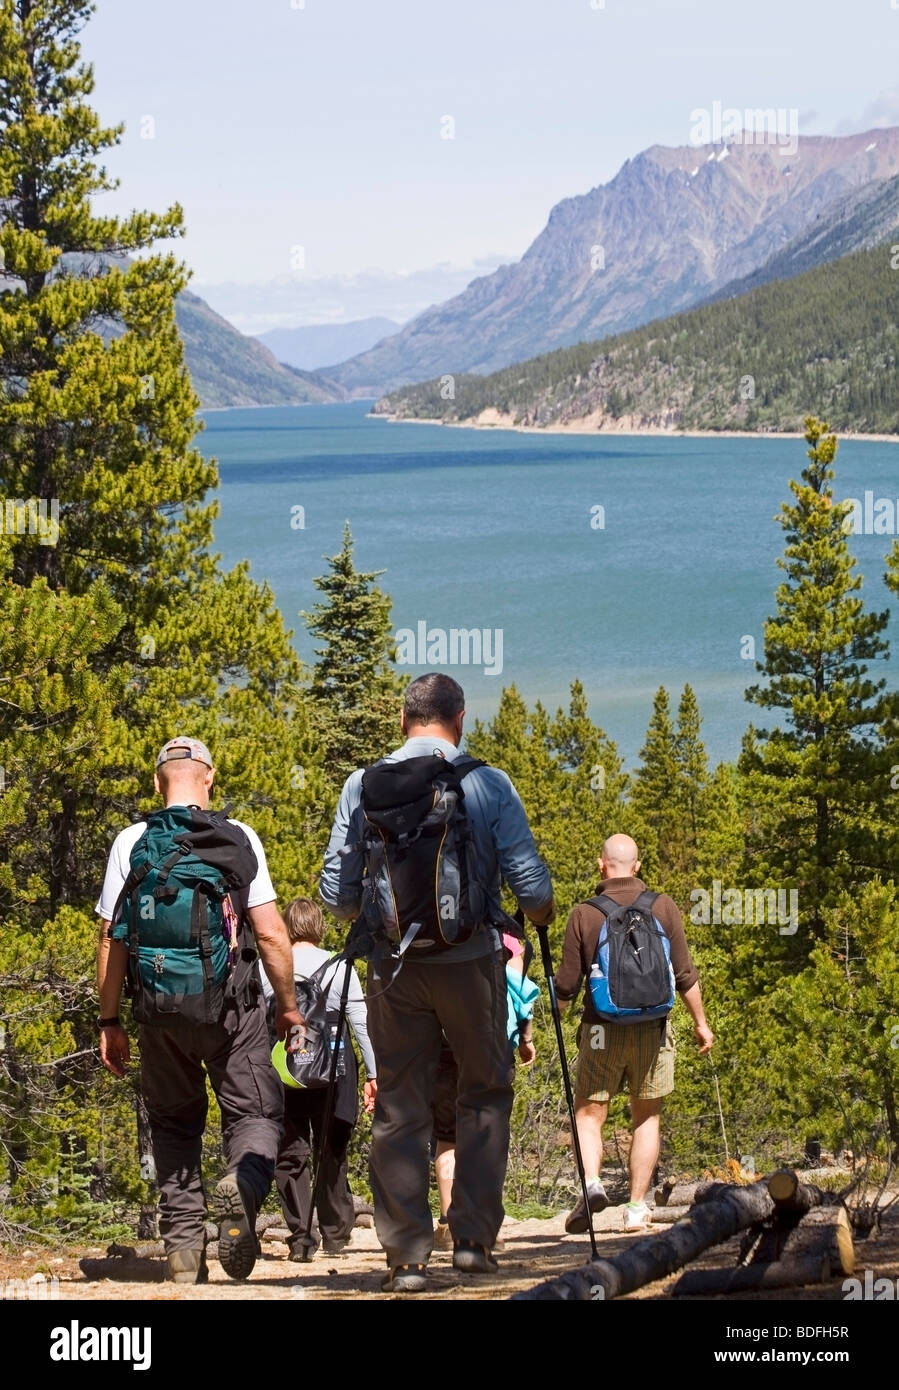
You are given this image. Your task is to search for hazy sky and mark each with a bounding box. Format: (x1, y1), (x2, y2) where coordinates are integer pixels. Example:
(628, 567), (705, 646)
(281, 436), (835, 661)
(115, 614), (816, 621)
(81, 0), (899, 303)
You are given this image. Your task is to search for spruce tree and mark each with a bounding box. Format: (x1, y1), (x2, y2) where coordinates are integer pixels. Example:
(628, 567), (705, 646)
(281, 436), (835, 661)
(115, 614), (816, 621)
(303, 522), (404, 786)
(740, 417), (889, 945)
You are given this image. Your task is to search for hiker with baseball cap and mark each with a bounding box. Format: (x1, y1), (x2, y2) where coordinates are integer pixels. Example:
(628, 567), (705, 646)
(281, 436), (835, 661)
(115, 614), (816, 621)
(95, 736), (302, 1284)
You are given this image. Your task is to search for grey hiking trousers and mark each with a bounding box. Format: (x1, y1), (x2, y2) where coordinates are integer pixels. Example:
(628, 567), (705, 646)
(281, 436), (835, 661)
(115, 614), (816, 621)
(366, 946), (513, 1268)
(138, 996), (284, 1252)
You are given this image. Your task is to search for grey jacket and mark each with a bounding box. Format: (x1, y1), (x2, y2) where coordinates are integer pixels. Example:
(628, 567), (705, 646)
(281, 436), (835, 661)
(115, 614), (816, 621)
(319, 735), (554, 962)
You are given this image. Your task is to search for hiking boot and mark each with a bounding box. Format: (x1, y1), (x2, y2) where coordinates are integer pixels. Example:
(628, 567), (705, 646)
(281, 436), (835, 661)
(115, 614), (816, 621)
(434, 1219), (452, 1250)
(624, 1200), (652, 1234)
(288, 1235), (319, 1262)
(381, 1262), (427, 1293)
(322, 1235), (351, 1255)
(165, 1248), (208, 1284)
(213, 1174), (259, 1280)
(564, 1181), (610, 1234)
(452, 1239), (498, 1274)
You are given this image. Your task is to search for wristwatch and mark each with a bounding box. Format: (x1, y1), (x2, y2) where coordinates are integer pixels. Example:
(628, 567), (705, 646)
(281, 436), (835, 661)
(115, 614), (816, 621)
(96, 1016), (121, 1029)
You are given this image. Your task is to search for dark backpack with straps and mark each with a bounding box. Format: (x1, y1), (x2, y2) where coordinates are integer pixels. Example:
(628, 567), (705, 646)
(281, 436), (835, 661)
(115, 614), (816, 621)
(357, 753), (488, 952)
(587, 891), (675, 1024)
(110, 807), (259, 1026)
(268, 954), (349, 1090)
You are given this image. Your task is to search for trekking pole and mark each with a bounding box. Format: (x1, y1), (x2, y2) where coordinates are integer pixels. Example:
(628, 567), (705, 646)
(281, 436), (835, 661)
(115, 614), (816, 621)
(294, 948), (356, 1262)
(534, 921), (598, 1260)
(708, 1055), (730, 1164)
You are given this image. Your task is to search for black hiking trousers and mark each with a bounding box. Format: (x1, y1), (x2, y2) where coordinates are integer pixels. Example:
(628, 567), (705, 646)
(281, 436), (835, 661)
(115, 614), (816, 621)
(275, 1086), (356, 1247)
(366, 946), (513, 1268)
(139, 995), (284, 1253)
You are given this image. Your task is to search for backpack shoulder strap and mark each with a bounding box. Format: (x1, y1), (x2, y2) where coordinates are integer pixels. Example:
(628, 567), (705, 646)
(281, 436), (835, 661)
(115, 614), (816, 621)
(309, 951), (344, 984)
(586, 893), (621, 918)
(452, 756), (487, 780)
(632, 890), (660, 914)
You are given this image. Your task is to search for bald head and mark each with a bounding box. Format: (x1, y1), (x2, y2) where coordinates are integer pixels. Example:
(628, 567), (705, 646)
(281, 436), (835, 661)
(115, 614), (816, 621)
(599, 833), (641, 879)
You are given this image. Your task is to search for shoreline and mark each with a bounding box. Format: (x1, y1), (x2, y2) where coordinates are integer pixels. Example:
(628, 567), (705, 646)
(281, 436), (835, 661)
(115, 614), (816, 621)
(373, 411), (899, 444)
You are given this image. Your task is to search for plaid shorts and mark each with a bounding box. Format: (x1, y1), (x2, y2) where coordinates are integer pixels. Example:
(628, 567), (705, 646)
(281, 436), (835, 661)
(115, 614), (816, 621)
(575, 1016), (675, 1103)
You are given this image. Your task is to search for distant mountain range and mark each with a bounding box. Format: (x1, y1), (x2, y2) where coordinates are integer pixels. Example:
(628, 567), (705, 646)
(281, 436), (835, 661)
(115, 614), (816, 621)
(255, 317), (400, 372)
(375, 239), (899, 436)
(175, 291), (343, 409)
(330, 128), (899, 397)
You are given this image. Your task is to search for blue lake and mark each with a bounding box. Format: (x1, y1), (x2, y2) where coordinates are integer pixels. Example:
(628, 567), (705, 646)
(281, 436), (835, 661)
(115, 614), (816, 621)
(203, 401), (899, 768)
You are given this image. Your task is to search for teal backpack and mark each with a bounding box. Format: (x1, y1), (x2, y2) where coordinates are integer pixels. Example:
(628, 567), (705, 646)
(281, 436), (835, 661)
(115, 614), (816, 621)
(110, 807), (259, 1026)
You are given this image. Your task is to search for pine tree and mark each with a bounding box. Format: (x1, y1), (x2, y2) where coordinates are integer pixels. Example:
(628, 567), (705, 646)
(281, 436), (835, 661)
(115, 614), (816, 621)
(545, 680), (630, 910)
(303, 522), (404, 786)
(466, 682), (630, 947)
(674, 684), (708, 845)
(786, 881), (899, 1159)
(0, 0), (325, 1225)
(0, 0), (323, 910)
(740, 417), (889, 946)
(630, 687), (684, 891)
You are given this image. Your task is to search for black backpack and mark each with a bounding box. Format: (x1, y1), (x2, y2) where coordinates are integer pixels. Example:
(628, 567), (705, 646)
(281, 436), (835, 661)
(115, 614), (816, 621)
(586, 891), (675, 1024)
(358, 753), (487, 952)
(268, 955), (348, 1089)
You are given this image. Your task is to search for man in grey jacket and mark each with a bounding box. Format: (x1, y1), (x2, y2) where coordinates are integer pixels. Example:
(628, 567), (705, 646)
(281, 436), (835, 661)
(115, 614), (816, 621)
(320, 673), (554, 1293)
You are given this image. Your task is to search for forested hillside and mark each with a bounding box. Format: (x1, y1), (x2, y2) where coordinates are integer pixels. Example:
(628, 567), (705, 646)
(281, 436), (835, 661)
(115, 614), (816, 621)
(376, 242), (899, 435)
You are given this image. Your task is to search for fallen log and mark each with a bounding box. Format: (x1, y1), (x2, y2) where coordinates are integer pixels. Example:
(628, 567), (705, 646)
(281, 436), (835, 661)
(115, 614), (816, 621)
(649, 1205), (691, 1224)
(673, 1254), (831, 1296)
(766, 1168), (827, 1215)
(513, 1179), (775, 1301)
(778, 1204), (854, 1275)
(655, 1181), (703, 1208)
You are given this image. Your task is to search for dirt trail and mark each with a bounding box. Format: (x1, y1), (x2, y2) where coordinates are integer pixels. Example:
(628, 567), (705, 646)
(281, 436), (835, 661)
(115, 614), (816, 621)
(4, 1201), (898, 1300)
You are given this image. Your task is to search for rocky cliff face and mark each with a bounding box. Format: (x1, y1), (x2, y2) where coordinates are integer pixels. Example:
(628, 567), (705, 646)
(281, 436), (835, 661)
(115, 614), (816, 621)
(330, 128), (899, 396)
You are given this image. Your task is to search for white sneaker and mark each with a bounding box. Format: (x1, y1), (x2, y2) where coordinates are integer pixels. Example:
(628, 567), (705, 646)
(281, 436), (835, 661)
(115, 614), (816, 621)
(623, 1201), (652, 1234)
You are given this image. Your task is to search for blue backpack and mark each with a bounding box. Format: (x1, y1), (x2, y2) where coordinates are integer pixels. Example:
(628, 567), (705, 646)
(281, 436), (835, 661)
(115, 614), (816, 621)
(587, 891), (675, 1024)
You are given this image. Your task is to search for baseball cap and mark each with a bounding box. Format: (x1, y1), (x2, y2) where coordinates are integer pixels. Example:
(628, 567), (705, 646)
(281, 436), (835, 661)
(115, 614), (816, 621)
(156, 736), (214, 769)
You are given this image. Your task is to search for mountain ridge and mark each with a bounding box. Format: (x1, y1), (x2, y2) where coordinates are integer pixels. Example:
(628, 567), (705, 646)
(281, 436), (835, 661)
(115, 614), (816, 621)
(374, 240), (899, 437)
(329, 128), (899, 397)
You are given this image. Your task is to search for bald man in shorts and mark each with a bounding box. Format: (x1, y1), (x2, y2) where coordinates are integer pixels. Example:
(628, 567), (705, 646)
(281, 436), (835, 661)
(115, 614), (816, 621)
(554, 834), (713, 1234)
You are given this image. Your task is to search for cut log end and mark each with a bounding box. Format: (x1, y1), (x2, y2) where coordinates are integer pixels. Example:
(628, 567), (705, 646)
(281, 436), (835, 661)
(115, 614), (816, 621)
(767, 1168), (800, 1203)
(783, 1204), (855, 1276)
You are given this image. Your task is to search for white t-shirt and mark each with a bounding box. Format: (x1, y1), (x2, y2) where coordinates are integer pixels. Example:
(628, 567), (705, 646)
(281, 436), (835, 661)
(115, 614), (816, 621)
(94, 809), (276, 921)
